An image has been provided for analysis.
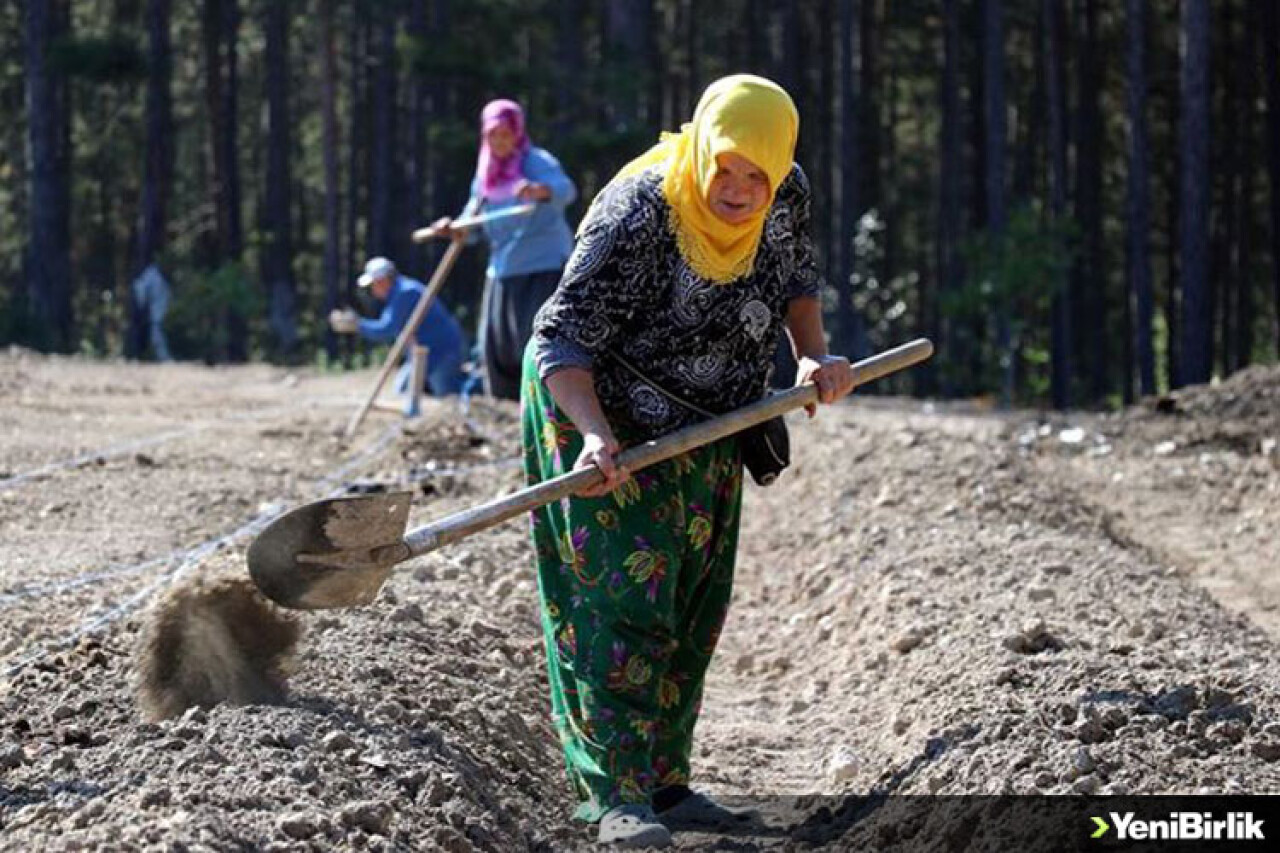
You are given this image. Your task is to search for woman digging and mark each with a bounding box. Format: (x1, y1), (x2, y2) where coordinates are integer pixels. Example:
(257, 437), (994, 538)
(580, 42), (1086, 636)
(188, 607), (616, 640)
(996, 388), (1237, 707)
(521, 74), (856, 848)
(429, 98), (577, 401)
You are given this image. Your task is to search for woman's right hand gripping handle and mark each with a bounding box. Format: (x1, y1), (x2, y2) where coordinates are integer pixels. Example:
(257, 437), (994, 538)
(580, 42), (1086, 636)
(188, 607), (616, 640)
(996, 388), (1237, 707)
(544, 366), (632, 497)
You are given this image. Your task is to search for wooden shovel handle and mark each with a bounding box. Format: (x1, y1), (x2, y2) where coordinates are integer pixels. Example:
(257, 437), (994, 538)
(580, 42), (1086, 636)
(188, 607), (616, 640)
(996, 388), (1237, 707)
(410, 204), (538, 243)
(402, 338), (933, 558)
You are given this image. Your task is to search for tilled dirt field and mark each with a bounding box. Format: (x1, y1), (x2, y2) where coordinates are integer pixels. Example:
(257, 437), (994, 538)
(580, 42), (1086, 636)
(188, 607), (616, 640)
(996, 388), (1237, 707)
(2, 348), (1279, 852)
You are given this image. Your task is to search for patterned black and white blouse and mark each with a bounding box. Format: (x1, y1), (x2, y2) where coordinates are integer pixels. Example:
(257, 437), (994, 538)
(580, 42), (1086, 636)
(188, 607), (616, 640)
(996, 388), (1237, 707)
(532, 163), (825, 440)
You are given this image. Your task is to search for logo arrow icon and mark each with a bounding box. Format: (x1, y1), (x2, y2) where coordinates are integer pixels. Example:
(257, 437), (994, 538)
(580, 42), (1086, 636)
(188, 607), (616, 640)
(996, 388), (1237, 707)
(1091, 816), (1110, 839)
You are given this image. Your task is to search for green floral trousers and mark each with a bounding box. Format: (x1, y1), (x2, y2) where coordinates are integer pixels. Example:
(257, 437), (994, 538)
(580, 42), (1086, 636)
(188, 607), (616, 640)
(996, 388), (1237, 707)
(520, 348), (744, 822)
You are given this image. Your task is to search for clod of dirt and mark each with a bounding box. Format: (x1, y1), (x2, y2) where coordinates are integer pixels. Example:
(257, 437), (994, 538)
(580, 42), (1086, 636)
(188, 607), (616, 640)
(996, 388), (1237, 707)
(134, 574), (301, 722)
(1002, 619), (1064, 654)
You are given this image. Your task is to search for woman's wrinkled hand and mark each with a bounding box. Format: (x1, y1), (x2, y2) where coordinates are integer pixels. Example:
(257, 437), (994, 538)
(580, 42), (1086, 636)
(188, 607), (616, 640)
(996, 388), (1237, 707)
(573, 431), (630, 497)
(795, 355), (856, 417)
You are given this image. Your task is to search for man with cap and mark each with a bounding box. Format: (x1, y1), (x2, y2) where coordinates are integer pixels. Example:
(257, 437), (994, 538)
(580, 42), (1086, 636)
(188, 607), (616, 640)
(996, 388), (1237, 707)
(329, 257), (468, 404)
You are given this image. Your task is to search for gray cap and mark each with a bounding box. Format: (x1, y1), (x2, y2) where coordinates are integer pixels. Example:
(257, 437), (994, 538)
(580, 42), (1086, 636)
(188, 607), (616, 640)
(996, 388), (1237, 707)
(357, 256), (396, 287)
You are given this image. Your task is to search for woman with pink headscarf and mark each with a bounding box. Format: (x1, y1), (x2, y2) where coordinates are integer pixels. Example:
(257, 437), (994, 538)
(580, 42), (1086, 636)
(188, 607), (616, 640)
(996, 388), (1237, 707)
(430, 99), (577, 400)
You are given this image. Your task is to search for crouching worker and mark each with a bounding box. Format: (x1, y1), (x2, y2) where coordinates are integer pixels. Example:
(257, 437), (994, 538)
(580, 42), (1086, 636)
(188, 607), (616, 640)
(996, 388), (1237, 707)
(329, 256), (468, 408)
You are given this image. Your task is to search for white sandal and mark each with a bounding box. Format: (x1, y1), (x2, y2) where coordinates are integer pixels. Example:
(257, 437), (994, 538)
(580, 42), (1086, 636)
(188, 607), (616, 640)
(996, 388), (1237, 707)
(598, 804), (674, 848)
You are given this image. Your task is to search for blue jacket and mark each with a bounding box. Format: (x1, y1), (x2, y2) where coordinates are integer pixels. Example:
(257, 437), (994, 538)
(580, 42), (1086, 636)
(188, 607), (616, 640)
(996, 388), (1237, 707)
(358, 275), (465, 364)
(464, 147), (576, 280)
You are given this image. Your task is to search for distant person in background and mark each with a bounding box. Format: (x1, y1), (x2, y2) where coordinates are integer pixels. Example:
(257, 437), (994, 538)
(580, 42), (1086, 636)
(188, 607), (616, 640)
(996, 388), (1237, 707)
(429, 98), (576, 401)
(329, 257), (468, 406)
(130, 262), (173, 362)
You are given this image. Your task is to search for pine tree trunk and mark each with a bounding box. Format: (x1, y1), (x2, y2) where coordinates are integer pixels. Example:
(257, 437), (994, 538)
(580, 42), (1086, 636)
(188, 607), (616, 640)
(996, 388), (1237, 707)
(137, 0), (172, 274)
(686, 0), (701, 101)
(1074, 0), (1105, 403)
(837, 0), (863, 358)
(263, 0), (297, 355)
(1014, 7), (1046, 203)
(1212, 1), (1237, 378)
(860, 0), (881, 221)
(202, 0), (245, 360)
(405, 1), (428, 272)
(605, 0), (654, 131)
(24, 0), (73, 352)
(200, 0), (223, 267)
(557, 0), (584, 138)
(1263, 0), (1280, 357)
(346, 1), (371, 366)
(1045, 0), (1071, 408)
(427, 0), (450, 237)
(1126, 0), (1155, 396)
(937, 0), (961, 393)
(223, 0), (244, 360)
(982, 0), (1010, 404)
(1232, 0), (1259, 371)
(367, 4), (397, 259)
(817, 3), (836, 296)
(1163, 24), (1180, 392)
(320, 0), (341, 362)
(227, 0), (242, 257)
(1178, 0), (1212, 386)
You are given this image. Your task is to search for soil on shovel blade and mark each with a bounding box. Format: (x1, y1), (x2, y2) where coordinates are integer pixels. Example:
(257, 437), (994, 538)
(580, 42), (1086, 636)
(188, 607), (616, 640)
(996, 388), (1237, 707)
(2, 348), (1279, 851)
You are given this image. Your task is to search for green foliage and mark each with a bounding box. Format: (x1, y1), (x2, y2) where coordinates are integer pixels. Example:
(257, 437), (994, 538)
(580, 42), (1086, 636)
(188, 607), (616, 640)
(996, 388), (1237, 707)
(166, 263), (264, 363)
(943, 206), (1077, 402)
(850, 210), (917, 353)
(954, 206), (1074, 319)
(0, 287), (45, 351)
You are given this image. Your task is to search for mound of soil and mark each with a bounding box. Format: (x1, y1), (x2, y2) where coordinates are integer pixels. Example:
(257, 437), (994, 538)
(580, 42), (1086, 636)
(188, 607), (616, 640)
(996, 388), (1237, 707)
(2, 352), (1279, 851)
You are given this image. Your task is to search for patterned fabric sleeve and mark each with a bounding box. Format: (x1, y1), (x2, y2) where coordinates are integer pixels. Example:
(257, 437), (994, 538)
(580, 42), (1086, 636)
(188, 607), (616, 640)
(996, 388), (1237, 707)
(532, 174), (666, 379)
(783, 164), (824, 301)
(534, 334), (595, 377)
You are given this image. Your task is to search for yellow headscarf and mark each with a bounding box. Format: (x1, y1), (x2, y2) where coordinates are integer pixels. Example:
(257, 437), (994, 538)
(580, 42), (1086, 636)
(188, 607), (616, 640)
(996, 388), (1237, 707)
(609, 74), (799, 284)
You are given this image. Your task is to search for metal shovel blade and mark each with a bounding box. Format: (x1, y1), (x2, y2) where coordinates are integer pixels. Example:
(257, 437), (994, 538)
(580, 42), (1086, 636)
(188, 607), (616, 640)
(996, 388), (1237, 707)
(247, 491), (413, 610)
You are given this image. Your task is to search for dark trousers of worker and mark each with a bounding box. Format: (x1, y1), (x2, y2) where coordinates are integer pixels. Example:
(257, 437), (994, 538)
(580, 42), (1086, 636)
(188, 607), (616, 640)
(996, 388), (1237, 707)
(520, 343), (744, 822)
(481, 269), (561, 401)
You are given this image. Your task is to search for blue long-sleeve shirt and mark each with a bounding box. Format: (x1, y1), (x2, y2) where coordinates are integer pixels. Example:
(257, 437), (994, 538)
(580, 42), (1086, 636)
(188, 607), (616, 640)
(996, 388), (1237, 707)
(463, 147), (577, 280)
(358, 275), (466, 364)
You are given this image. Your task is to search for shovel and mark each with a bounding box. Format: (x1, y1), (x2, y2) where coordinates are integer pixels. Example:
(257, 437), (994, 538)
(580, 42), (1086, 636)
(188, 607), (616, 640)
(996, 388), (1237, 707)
(249, 338), (933, 610)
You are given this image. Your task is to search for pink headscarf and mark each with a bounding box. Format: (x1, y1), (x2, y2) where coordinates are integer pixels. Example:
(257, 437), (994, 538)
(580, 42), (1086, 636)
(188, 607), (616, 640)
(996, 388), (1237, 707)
(475, 99), (531, 203)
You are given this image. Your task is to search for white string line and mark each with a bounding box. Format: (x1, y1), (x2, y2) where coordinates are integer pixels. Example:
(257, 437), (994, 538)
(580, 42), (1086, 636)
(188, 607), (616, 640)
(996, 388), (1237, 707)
(0, 400), (504, 607)
(0, 552), (175, 608)
(407, 455), (522, 481)
(0, 427), (203, 490)
(0, 451), (523, 608)
(1, 423), (402, 678)
(0, 422), (400, 609)
(0, 396), (356, 492)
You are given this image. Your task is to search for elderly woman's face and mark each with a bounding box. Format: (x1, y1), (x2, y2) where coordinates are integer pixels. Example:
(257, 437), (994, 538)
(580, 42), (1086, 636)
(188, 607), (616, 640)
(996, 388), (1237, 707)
(707, 152), (770, 224)
(485, 123), (517, 158)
